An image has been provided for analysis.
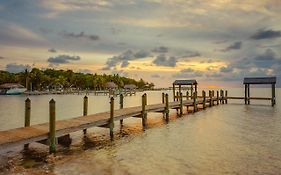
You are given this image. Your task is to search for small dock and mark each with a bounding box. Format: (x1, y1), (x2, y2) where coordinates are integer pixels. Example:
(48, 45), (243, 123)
(0, 90), (228, 153)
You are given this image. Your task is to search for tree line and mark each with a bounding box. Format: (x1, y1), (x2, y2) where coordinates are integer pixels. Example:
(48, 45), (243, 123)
(0, 68), (155, 91)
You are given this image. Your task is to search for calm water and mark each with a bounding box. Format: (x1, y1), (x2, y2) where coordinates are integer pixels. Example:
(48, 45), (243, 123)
(0, 88), (280, 174)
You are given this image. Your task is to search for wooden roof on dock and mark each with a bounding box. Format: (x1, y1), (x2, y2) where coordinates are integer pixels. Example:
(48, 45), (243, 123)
(173, 80), (197, 85)
(243, 77), (276, 84)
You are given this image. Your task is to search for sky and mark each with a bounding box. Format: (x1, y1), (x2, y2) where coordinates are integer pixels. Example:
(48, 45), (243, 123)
(0, 0), (281, 88)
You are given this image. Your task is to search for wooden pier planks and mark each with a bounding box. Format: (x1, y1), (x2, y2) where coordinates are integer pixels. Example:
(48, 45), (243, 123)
(0, 96), (222, 150)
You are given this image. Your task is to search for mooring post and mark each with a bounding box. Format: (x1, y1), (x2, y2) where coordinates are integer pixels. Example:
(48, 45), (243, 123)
(24, 98), (31, 149)
(165, 94), (169, 122)
(193, 92), (197, 112)
(222, 90), (225, 104)
(119, 94), (124, 125)
(83, 96), (88, 134)
(216, 91), (219, 105)
(224, 90), (227, 104)
(179, 92), (183, 116)
(49, 99), (56, 154)
(202, 90), (206, 109)
(109, 97), (114, 140)
(272, 84), (276, 106)
(142, 93), (147, 128)
(209, 90), (212, 107)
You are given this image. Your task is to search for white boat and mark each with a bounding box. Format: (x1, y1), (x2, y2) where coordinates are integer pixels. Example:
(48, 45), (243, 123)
(0, 83), (27, 95)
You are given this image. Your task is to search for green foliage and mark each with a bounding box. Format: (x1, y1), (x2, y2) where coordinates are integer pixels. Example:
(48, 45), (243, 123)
(0, 68), (155, 90)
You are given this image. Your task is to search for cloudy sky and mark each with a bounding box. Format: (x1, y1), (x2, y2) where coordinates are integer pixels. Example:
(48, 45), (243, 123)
(0, 0), (281, 87)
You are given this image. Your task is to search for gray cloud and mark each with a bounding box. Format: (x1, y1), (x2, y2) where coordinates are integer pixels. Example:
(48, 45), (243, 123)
(221, 41), (242, 52)
(220, 66), (233, 73)
(103, 50), (151, 69)
(47, 55), (81, 64)
(0, 56), (4, 59)
(153, 54), (177, 67)
(48, 48), (57, 53)
(152, 46), (169, 53)
(61, 31), (100, 41)
(181, 51), (201, 58)
(6, 63), (31, 73)
(173, 68), (203, 78)
(250, 29), (281, 40)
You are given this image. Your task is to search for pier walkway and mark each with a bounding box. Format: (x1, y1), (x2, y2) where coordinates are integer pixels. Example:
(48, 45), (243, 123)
(0, 91), (227, 153)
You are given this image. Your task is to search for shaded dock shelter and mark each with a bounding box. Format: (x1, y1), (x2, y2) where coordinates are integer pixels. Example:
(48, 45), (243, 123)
(243, 76), (276, 106)
(173, 80), (197, 101)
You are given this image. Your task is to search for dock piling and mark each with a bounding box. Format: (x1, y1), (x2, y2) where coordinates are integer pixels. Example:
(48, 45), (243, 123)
(202, 90), (206, 109)
(165, 94), (169, 122)
(49, 99), (56, 154)
(186, 91), (189, 100)
(109, 97), (114, 140)
(83, 96), (88, 134)
(224, 90), (227, 104)
(216, 91), (219, 105)
(119, 94), (124, 125)
(179, 92), (183, 116)
(142, 94), (147, 128)
(209, 90), (212, 107)
(24, 98), (31, 149)
(193, 92), (197, 112)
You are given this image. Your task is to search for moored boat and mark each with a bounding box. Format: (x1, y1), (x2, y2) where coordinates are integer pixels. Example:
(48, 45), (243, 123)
(0, 83), (27, 95)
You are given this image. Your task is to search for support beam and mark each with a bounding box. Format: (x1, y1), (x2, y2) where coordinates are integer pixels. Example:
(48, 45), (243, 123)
(109, 97), (114, 140)
(216, 91), (219, 105)
(225, 90), (228, 104)
(244, 84), (247, 104)
(83, 96), (88, 134)
(165, 94), (169, 122)
(272, 83), (276, 106)
(119, 94), (124, 125)
(24, 98), (31, 149)
(173, 83), (176, 101)
(193, 92), (197, 112)
(179, 92), (183, 116)
(202, 90), (206, 109)
(49, 99), (56, 154)
(142, 94), (147, 128)
(247, 84), (250, 104)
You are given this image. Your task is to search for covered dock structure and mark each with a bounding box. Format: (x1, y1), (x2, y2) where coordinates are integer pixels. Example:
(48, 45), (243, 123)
(243, 76), (276, 106)
(173, 80), (197, 101)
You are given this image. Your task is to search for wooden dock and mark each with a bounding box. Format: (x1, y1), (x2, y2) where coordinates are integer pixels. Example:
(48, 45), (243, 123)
(0, 91), (228, 153)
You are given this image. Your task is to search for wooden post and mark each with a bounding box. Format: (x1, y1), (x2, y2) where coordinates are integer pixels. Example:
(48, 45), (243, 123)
(162, 93), (165, 104)
(225, 90), (228, 104)
(173, 83), (176, 101)
(49, 99), (56, 154)
(222, 90), (225, 104)
(179, 92), (183, 116)
(142, 94), (147, 128)
(272, 84), (275, 106)
(216, 91), (219, 105)
(212, 90), (215, 106)
(191, 85), (194, 99)
(202, 90), (206, 109)
(109, 97), (114, 140)
(176, 91), (179, 101)
(209, 90), (212, 107)
(179, 85), (182, 95)
(83, 96), (88, 134)
(244, 84), (247, 105)
(165, 94), (169, 122)
(186, 91), (189, 100)
(247, 84), (250, 104)
(24, 98), (31, 149)
(193, 92), (197, 112)
(120, 94), (124, 125)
